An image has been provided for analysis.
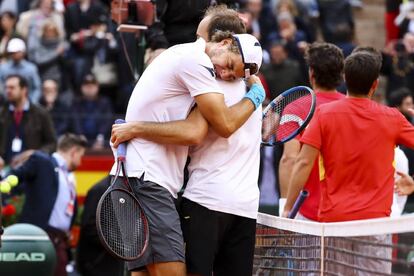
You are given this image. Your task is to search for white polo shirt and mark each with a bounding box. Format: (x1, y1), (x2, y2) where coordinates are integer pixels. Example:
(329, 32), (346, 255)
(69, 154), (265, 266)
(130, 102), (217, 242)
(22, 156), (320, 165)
(183, 80), (262, 219)
(113, 39), (222, 197)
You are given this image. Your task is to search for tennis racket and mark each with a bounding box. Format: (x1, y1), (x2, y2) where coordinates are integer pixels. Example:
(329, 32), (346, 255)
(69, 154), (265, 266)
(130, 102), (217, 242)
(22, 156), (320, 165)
(288, 190), (309, 219)
(96, 119), (149, 261)
(262, 86), (316, 146)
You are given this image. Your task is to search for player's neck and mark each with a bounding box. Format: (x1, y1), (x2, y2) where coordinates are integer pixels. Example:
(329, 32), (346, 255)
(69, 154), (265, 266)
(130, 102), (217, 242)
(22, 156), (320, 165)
(347, 93), (370, 99)
(313, 84), (336, 93)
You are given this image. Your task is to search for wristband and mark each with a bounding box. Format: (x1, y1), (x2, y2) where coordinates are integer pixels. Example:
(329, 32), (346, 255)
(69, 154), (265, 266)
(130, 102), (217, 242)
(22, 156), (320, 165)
(244, 83), (265, 110)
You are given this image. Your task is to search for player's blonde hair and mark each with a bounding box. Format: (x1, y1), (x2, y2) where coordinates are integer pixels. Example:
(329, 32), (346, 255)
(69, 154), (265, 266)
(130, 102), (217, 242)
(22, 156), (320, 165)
(210, 30), (241, 55)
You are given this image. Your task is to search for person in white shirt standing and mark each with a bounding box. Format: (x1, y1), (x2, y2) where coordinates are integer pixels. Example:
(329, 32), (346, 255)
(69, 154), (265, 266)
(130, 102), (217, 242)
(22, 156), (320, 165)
(110, 6), (264, 276)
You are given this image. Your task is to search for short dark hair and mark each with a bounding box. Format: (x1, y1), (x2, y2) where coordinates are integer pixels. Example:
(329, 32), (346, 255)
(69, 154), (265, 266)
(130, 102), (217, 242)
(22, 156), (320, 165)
(205, 5), (246, 40)
(344, 47), (382, 95)
(57, 133), (88, 152)
(6, 74), (28, 89)
(305, 42), (344, 90)
(388, 87), (412, 107)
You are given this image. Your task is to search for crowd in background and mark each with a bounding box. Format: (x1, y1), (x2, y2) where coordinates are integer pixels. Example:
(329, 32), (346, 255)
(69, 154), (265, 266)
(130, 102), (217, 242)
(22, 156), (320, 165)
(0, 0), (414, 275)
(0, 0), (413, 197)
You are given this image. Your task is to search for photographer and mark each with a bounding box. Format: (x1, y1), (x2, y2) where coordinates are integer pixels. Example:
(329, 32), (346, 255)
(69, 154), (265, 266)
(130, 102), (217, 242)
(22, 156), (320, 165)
(381, 32), (414, 101)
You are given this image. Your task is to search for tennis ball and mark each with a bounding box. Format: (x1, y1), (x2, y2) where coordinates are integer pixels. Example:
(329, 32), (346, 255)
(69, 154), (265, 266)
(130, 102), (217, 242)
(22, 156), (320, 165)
(6, 175), (18, 187)
(0, 181), (11, 193)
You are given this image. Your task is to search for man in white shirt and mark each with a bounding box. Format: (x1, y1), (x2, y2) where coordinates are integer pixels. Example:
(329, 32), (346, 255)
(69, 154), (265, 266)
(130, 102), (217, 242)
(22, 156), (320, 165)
(110, 7), (264, 276)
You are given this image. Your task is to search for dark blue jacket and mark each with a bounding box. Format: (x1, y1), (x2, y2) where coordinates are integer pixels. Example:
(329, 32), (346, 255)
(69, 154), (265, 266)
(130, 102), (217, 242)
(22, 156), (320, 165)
(11, 151), (77, 231)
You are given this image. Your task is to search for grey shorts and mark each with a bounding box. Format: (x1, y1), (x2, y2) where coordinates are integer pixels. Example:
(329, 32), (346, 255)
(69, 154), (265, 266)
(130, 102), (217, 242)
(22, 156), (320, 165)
(115, 176), (185, 271)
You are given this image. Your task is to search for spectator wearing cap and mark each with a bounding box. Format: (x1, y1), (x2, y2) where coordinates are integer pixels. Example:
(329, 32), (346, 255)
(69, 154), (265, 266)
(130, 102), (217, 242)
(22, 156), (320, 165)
(27, 20), (68, 87)
(0, 11), (20, 64)
(72, 74), (113, 149)
(0, 74), (56, 170)
(0, 37), (42, 102)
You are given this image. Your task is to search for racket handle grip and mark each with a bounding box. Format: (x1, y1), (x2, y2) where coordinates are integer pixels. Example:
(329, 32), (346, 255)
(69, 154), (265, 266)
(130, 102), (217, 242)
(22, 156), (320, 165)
(288, 190), (309, 219)
(115, 119), (127, 161)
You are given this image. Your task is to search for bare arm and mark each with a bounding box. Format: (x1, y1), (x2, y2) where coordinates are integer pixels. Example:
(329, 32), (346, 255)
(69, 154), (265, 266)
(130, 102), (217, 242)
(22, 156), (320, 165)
(111, 108), (208, 147)
(278, 139), (301, 198)
(282, 144), (319, 217)
(195, 76), (263, 138)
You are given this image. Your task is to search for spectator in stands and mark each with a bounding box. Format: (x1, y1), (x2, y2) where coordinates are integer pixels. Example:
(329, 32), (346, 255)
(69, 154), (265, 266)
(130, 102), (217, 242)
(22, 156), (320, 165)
(17, 0), (65, 46)
(242, 0), (278, 51)
(64, 0), (107, 40)
(245, 0), (263, 41)
(64, 0), (107, 89)
(87, 15), (119, 88)
(382, 33), (414, 101)
(0, 38), (42, 102)
(39, 79), (78, 136)
(72, 74), (113, 149)
(275, 11), (307, 55)
(0, 74), (56, 170)
(28, 20), (67, 86)
(318, 0), (354, 44)
(294, 0), (319, 19)
(273, 10), (308, 81)
(388, 87), (414, 123)
(76, 176), (125, 276)
(9, 133), (87, 276)
(0, 11), (19, 63)
(260, 40), (303, 99)
(273, 0), (315, 43)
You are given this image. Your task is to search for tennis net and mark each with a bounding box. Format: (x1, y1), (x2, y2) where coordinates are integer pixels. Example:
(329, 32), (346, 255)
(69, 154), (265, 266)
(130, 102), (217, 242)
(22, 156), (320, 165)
(253, 213), (414, 275)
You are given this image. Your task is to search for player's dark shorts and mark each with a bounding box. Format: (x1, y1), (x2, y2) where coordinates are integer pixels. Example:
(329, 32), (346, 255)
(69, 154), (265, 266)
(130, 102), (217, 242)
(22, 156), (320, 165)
(117, 176), (185, 271)
(179, 197), (256, 276)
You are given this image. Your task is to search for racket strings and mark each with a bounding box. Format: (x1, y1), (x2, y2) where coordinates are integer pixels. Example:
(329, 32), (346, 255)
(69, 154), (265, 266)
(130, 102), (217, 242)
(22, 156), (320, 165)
(263, 89), (313, 143)
(99, 189), (148, 259)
